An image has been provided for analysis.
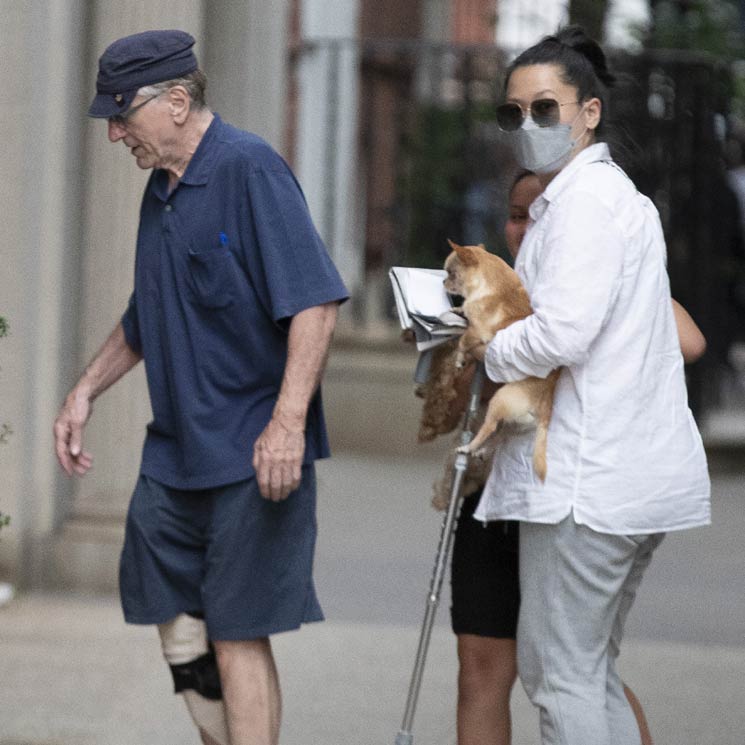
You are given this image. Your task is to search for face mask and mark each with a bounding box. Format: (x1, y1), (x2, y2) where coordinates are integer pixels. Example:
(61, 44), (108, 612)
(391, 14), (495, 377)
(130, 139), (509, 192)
(506, 106), (586, 174)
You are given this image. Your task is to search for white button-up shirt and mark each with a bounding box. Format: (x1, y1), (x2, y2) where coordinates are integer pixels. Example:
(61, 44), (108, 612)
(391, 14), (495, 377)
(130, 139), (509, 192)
(476, 143), (710, 535)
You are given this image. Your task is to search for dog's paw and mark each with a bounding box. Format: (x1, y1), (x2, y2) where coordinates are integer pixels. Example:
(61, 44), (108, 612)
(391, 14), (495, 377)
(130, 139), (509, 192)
(469, 342), (487, 362)
(454, 351), (467, 369)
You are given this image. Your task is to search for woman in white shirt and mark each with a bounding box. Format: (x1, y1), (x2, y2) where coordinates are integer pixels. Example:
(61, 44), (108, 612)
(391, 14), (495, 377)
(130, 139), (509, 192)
(479, 26), (710, 745)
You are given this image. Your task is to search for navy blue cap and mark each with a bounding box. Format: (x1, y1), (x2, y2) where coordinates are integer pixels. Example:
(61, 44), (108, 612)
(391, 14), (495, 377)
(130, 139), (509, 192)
(88, 30), (198, 118)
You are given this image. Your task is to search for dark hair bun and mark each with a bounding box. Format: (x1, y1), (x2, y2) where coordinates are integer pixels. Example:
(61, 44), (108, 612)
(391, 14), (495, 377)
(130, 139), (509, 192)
(555, 25), (616, 88)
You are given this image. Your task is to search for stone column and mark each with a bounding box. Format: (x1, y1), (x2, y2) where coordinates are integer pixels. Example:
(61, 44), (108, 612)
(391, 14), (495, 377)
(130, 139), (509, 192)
(54, 1), (205, 589)
(0, 0), (89, 585)
(203, 0), (291, 151)
(295, 0), (364, 298)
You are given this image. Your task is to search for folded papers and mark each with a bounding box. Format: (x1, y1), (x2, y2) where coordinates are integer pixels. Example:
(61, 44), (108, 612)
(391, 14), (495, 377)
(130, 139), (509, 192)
(389, 266), (467, 351)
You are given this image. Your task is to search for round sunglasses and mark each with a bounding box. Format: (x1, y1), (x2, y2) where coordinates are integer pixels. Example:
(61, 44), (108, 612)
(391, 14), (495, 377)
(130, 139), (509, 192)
(496, 98), (580, 132)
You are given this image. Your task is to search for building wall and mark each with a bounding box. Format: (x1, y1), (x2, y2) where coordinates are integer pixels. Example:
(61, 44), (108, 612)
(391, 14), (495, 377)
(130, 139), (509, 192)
(451, 0), (497, 43)
(496, 0), (567, 52)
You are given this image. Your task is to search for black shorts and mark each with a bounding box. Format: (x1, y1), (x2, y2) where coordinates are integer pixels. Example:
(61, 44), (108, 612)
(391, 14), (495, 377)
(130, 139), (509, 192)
(450, 491), (520, 639)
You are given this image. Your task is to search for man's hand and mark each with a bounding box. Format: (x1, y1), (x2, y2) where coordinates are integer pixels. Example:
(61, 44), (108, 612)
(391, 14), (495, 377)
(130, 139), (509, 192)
(53, 390), (94, 477)
(252, 416), (305, 501)
(253, 301), (338, 501)
(52, 322), (143, 477)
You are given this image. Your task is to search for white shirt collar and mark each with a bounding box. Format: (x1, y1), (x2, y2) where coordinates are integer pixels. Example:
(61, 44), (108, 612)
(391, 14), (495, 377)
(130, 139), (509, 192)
(529, 142), (613, 221)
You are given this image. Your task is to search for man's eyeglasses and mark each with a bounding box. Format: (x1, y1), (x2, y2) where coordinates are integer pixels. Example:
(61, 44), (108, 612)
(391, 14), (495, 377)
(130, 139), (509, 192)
(108, 94), (159, 126)
(496, 98), (579, 132)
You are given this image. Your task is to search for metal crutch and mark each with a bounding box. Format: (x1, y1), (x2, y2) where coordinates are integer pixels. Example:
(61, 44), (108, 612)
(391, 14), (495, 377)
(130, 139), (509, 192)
(394, 362), (485, 745)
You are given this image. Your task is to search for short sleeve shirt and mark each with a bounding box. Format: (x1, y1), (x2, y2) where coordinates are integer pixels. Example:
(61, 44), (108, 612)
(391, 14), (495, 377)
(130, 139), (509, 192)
(121, 114), (349, 489)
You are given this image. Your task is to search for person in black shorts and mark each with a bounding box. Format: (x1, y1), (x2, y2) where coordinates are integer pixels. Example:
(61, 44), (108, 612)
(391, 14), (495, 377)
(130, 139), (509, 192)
(451, 489), (520, 745)
(447, 170), (539, 745)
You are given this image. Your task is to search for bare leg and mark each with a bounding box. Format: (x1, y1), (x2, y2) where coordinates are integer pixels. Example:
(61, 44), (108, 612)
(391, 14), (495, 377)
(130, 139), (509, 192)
(623, 684), (653, 745)
(157, 616), (229, 745)
(457, 634), (517, 745)
(213, 638), (281, 745)
(184, 689), (229, 745)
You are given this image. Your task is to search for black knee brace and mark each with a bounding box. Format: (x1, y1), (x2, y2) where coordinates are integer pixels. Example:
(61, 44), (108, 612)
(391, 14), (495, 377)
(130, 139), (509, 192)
(168, 645), (223, 701)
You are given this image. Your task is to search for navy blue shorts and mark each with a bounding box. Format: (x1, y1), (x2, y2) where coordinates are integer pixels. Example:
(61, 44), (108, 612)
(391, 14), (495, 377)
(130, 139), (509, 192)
(450, 491), (520, 639)
(119, 465), (323, 640)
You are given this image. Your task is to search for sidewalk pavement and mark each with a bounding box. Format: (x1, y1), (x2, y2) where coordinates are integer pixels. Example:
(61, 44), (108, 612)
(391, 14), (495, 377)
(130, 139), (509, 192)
(1, 592), (744, 745)
(1, 451), (744, 744)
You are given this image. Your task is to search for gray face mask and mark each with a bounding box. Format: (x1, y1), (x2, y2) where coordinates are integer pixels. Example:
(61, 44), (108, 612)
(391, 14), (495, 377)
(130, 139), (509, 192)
(506, 116), (576, 174)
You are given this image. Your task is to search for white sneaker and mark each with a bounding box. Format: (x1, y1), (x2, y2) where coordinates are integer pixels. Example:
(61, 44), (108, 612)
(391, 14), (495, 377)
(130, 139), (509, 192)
(0, 582), (15, 607)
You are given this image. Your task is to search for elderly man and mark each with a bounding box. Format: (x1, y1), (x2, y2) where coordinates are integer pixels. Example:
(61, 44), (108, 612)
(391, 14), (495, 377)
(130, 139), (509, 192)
(53, 30), (348, 745)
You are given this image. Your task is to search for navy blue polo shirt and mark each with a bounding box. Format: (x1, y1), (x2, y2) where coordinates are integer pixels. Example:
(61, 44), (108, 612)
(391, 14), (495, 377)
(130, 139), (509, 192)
(121, 114), (348, 490)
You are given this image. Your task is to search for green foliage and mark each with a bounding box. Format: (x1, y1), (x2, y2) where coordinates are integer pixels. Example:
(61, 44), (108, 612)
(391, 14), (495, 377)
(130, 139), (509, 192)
(646, 0), (745, 58)
(400, 101), (504, 268)
(400, 105), (469, 267)
(639, 1), (745, 122)
(732, 62), (745, 120)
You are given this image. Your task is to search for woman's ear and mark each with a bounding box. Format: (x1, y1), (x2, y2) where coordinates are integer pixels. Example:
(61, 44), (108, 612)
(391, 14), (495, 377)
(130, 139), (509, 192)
(585, 97), (602, 132)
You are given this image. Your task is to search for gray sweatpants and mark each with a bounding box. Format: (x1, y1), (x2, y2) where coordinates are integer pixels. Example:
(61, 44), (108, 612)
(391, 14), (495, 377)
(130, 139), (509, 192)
(517, 514), (664, 745)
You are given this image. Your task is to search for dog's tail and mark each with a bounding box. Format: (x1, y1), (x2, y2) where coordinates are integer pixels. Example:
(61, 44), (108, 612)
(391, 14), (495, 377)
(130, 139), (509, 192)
(532, 370), (560, 482)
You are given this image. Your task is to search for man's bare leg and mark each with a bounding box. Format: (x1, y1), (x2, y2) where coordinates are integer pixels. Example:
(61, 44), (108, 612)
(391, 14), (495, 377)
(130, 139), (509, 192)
(158, 615), (229, 744)
(214, 638), (281, 745)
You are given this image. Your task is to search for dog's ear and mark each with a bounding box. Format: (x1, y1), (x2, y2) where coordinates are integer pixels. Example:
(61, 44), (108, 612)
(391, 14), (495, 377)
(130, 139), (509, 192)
(449, 241), (478, 266)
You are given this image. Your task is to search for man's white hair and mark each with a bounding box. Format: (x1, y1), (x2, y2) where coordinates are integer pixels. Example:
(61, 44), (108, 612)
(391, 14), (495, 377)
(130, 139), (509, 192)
(137, 70), (206, 109)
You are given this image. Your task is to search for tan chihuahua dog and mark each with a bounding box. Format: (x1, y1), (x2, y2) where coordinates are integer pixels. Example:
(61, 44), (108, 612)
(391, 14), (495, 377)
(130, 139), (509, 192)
(443, 240), (560, 481)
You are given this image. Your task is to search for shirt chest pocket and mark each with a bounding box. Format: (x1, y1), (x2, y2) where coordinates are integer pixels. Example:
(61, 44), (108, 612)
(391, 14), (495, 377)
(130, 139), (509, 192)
(187, 247), (241, 308)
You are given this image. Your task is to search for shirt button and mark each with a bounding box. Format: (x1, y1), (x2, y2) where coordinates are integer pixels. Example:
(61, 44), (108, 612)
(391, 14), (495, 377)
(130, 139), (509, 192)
(164, 204), (173, 212)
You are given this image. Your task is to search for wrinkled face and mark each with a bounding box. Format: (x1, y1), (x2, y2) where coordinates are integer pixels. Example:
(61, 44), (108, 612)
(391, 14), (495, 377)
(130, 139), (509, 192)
(106, 90), (174, 170)
(504, 174), (543, 259)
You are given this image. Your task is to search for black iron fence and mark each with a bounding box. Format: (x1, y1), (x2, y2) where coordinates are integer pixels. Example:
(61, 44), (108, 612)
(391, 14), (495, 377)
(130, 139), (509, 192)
(294, 38), (745, 419)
